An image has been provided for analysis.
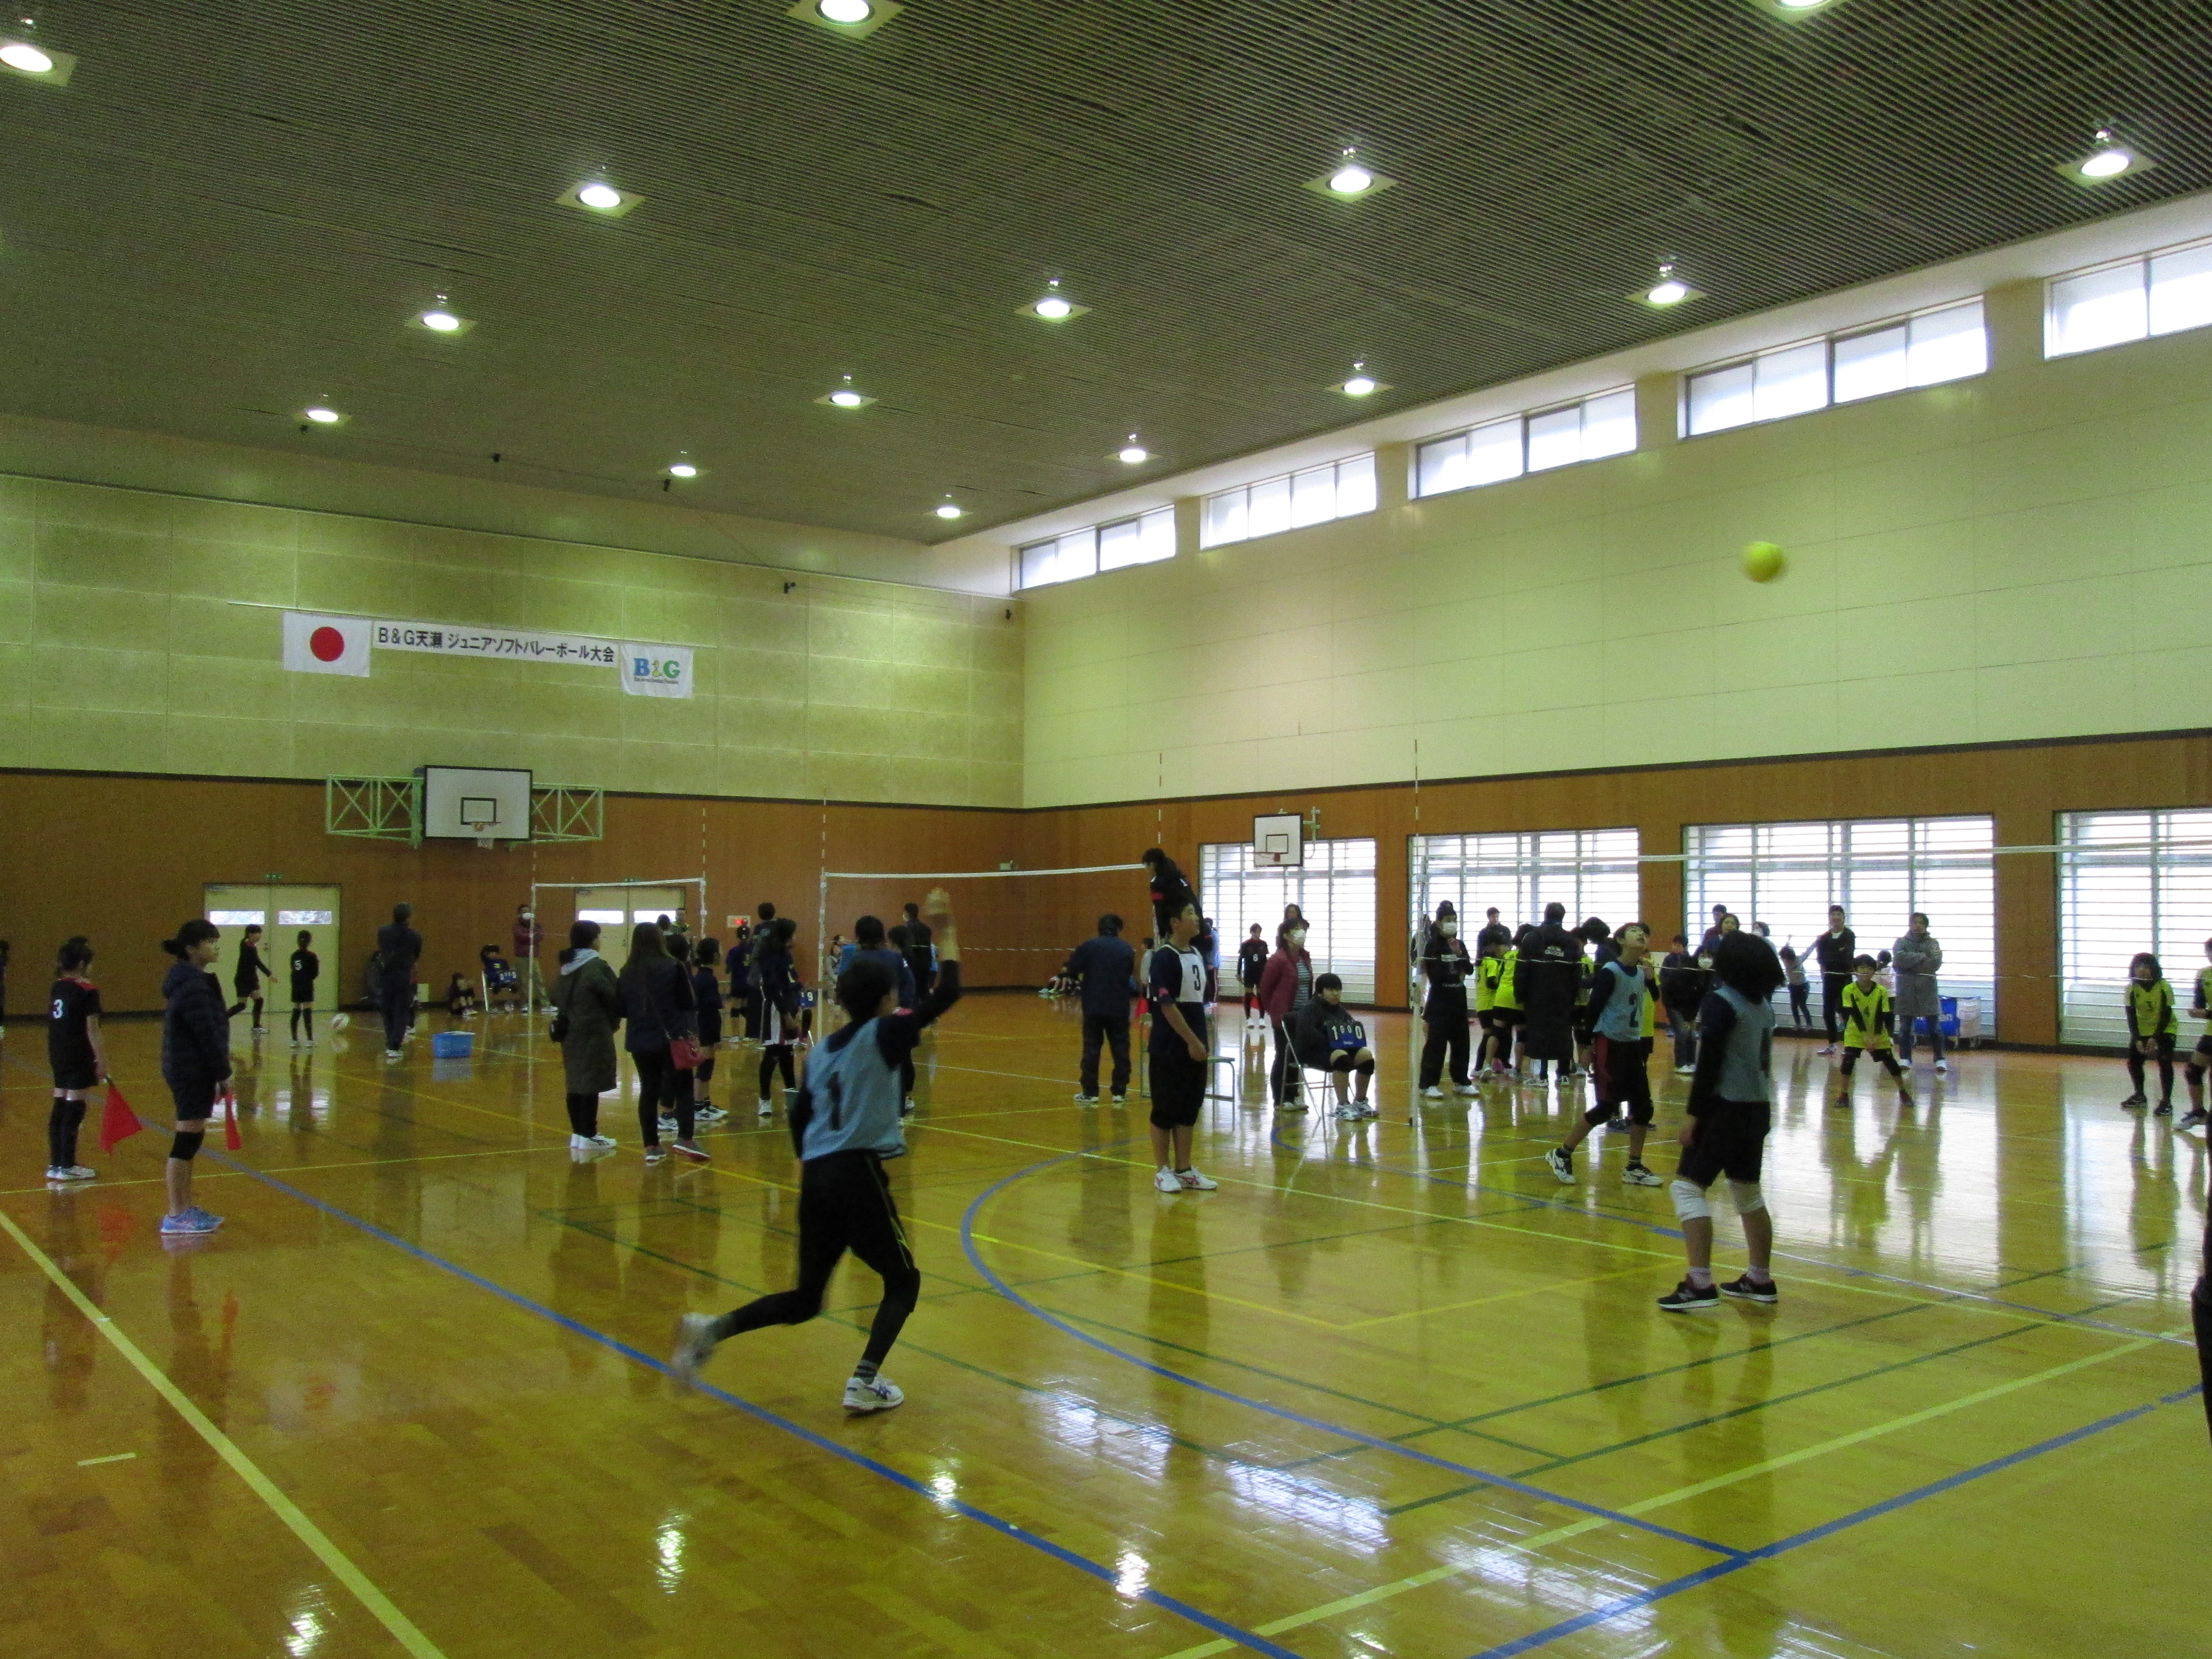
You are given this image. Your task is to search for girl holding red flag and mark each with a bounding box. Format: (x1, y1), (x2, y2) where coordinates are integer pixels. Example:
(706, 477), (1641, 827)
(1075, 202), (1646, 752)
(45, 936), (108, 1184)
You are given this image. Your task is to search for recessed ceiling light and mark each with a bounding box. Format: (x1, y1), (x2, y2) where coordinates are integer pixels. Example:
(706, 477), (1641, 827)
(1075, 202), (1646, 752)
(1303, 147), (1397, 200)
(302, 406), (347, 426)
(935, 500), (964, 520)
(1019, 278), (1091, 322)
(1633, 262), (1704, 308)
(1340, 360), (1386, 397)
(817, 373), (877, 409)
(788, 0), (901, 38)
(1117, 434), (1149, 464)
(0, 36), (72, 80)
(2058, 129), (2149, 184)
(1776, 0), (1833, 10)
(411, 296), (475, 336)
(558, 180), (642, 216)
(667, 461), (699, 479)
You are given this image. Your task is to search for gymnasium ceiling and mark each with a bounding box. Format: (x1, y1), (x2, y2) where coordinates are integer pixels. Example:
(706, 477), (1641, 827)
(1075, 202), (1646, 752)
(1, 1), (2209, 546)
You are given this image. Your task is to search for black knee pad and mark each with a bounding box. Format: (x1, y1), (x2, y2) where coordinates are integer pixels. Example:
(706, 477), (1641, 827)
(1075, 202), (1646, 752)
(2188, 1061), (2207, 1086)
(170, 1130), (205, 1162)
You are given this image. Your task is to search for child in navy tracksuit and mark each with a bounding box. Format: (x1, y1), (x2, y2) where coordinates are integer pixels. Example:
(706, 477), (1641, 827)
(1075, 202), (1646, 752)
(673, 893), (963, 1413)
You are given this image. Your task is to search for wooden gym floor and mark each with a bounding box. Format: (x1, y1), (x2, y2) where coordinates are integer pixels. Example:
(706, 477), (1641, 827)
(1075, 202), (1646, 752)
(2, 995), (2204, 1659)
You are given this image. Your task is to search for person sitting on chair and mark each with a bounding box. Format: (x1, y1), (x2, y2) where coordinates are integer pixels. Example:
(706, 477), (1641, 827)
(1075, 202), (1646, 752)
(1289, 973), (1376, 1122)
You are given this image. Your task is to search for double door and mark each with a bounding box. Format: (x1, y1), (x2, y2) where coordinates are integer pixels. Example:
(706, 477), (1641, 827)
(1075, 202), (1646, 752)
(203, 883), (343, 1011)
(572, 887), (691, 970)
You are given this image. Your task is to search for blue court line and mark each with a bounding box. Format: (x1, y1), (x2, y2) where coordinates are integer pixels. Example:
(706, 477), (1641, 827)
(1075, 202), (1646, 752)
(1459, 1379), (2204, 1659)
(961, 1149), (1749, 1563)
(171, 1146), (1307, 1659)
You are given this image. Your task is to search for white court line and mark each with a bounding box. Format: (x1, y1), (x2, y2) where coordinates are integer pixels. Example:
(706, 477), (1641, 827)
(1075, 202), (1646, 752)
(0, 1209), (447, 1659)
(77, 1451), (139, 1466)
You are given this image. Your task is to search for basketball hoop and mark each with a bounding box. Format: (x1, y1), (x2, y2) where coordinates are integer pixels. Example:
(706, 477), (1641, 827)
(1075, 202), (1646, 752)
(467, 820), (496, 850)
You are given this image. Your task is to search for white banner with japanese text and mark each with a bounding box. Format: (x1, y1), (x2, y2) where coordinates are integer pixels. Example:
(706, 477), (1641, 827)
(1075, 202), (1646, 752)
(279, 614), (695, 698)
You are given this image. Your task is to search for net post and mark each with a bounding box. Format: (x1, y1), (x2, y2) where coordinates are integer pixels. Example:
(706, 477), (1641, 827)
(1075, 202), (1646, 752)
(817, 868), (830, 993)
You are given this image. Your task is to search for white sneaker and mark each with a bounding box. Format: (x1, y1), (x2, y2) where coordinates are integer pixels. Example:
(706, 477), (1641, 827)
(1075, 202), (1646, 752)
(1935, 1059), (1949, 1073)
(252, 1025), (268, 1034)
(657, 1115), (678, 1134)
(384, 1049), (402, 1061)
(644, 1146), (668, 1165)
(1622, 1163), (1664, 1187)
(1073, 1092), (1098, 1105)
(1153, 1166), (1182, 1194)
(1177, 1167), (1218, 1190)
(46, 1165), (96, 1183)
(1422, 1084), (1444, 1099)
(568, 1132), (618, 1151)
(1336, 1105), (1361, 1121)
(843, 1373), (904, 1413)
(1673, 1065), (1696, 1076)
(671, 1313), (717, 1383)
(757, 1099), (774, 1116)
(1357, 1103), (1378, 1119)
(1543, 1146), (1575, 1184)
(694, 1105), (727, 1124)
(1453, 1082), (1477, 1095)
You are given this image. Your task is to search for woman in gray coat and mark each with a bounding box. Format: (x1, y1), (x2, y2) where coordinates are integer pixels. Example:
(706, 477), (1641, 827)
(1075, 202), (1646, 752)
(553, 919), (623, 1149)
(1892, 912), (1947, 1070)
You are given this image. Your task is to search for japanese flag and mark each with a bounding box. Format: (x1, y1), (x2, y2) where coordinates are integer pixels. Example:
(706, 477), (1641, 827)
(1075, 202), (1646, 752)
(282, 612), (372, 676)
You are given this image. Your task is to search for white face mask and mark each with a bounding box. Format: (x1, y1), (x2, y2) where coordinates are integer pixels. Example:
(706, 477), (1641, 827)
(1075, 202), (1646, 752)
(1289, 929), (1308, 946)
(1440, 920), (1458, 938)
(521, 911), (534, 921)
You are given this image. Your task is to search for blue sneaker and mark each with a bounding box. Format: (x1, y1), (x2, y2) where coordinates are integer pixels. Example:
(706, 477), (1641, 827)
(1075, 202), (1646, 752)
(160, 1210), (218, 1236)
(184, 1206), (224, 1231)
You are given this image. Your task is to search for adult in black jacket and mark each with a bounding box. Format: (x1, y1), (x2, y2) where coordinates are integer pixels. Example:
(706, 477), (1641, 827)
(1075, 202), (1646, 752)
(375, 903), (423, 1059)
(1064, 914), (1138, 1103)
(1518, 903), (1584, 1073)
(158, 920), (231, 1236)
(1475, 908), (1512, 955)
(2194, 1214), (2211, 1447)
(1417, 916), (1475, 1096)
(619, 922), (703, 1164)
(615, 925), (699, 1168)
(901, 902), (936, 997)
(1809, 905), (1856, 1051)
(1141, 848), (1198, 939)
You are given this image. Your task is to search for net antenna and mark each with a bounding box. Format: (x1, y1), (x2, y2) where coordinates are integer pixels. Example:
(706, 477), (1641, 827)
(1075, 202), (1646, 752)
(524, 876), (709, 1016)
(816, 862), (1146, 991)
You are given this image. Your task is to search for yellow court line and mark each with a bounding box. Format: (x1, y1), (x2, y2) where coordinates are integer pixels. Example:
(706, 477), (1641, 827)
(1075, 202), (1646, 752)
(0, 1142), (552, 1197)
(1149, 1332), (2172, 1659)
(0, 1208), (448, 1659)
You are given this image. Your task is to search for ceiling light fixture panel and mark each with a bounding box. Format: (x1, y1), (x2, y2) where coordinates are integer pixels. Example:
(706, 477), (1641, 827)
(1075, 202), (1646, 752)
(411, 299), (476, 336)
(1633, 262), (1704, 308)
(558, 180), (643, 216)
(0, 36), (75, 82)
(2057, 129), (2151, 185)
(1018, 279), (1090, 322)
(1302, 148), (1397, 200)
(1338, 360), (1389, 397)
(817, 374), (877, 409)
(788, 0), (902, 40)
(301, 405), (348, 427)
(934, 500), (963, 519)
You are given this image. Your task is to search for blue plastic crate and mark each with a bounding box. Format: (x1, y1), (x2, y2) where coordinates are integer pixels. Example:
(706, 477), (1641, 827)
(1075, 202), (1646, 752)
(431, 1030), (474, 1059)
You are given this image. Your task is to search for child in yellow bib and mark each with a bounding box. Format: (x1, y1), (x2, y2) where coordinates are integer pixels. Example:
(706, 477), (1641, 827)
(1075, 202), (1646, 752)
(2123, 952), (2177, 1115)
(1834, 954), (1910, 1107)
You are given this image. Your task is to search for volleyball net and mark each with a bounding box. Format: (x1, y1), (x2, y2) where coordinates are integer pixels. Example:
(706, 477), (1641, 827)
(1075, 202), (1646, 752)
(815, 862), (1148, 992)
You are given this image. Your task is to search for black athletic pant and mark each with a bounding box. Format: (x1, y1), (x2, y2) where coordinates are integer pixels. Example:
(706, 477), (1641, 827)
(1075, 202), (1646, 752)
(635, 1048), (694, 1145)
(380, 975), (413, 1050)
(2192, 1217), (2211, 1447)
(47, 1098), (86, 1168)
(708, 1149), (920, 1368)
(290, 1006), (314, 1040)
(759, 1044), (797, 1100)
(2128, 1036), (2177, 1102)
(1081, 1011), (1132, 1097)
(1788, 985), (1812, 1028)
(1821, 973), (1849, 1043)
(1419, 994), (1470, 1087)
(1269, 1019), (1301, 1103)
(564, 1091), (601, 1137)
